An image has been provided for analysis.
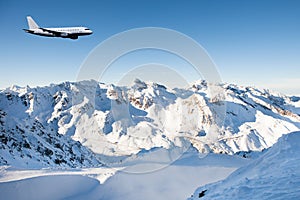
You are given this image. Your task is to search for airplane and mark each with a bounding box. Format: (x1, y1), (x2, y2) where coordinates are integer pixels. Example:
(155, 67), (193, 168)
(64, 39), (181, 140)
(23, 16), (93, 40)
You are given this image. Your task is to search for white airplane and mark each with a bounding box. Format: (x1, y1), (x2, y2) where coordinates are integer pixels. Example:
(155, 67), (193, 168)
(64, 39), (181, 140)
(23, 16), (93, 40)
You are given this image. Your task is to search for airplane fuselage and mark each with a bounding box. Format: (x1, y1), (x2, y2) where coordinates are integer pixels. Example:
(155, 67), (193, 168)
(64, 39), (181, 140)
(24, 27), (93, 39)
(23, 16), (92, 40)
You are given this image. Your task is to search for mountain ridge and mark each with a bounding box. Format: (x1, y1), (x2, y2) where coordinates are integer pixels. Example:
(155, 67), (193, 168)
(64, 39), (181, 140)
(188, 131), (300, 200)
(0, 79), (299, 168)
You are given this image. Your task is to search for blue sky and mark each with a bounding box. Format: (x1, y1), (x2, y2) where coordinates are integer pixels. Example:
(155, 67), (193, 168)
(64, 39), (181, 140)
(1, 0), (300, 95)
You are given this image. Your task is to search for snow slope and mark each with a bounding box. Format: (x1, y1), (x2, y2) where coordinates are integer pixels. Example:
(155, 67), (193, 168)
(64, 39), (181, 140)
(0, 151), (249, 200)
(188, 131), (300, 200)
(0, 80), (299, 168)
(0, 80), (299, 200)
(0, 175), (99, 200)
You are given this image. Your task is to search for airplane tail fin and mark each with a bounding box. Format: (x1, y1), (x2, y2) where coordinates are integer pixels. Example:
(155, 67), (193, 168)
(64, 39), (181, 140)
(27, 16), (39, 29)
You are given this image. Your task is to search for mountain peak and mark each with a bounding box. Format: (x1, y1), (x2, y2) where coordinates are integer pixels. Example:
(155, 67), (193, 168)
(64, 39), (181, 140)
(0, 80), (299, 167)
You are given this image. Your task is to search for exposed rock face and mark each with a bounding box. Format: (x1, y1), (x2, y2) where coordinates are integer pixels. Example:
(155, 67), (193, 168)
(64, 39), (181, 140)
(0, 80), (299, 167)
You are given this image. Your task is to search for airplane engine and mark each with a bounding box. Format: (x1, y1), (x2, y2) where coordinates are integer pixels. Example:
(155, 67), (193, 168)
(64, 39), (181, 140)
(70, 35), (78, 40)
(60, 33), (69, 37)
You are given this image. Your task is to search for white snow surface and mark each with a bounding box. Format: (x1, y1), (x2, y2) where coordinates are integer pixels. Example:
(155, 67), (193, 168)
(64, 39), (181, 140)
(0, 80), (300, 199)
(0, 80), (299, 168)
(0, 151), (249, 200)
(188, 131), (300, 200)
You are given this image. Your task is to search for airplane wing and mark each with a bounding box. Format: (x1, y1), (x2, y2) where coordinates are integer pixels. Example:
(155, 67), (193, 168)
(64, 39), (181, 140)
(40, 28), (64, 36)
(40, 28), (78, 39)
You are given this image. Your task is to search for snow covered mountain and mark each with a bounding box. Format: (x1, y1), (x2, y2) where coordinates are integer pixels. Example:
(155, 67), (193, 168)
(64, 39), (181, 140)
(0, 79), (299, 168)
(188, 131), (300, 200)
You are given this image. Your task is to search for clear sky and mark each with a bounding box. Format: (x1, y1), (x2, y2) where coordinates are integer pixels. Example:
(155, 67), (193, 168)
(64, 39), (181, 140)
(1, 0), (300, 95)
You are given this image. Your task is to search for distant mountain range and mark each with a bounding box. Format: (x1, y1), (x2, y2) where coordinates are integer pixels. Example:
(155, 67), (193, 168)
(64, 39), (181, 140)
(0, 79), (299, 168)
